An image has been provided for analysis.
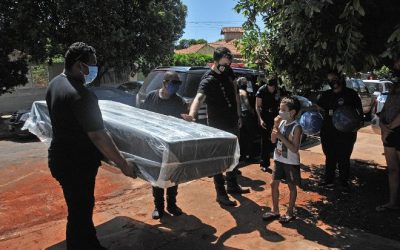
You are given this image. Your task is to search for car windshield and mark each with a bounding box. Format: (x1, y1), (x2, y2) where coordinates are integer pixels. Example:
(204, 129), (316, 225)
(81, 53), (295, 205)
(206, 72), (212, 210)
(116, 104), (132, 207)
(364, 82), (382, 93)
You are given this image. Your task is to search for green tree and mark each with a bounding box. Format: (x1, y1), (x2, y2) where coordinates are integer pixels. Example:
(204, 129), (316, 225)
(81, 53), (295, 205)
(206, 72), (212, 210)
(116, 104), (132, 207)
(235, 0), (400, 90)
(175, 39), (208, 50)
(0, 0), (187, 93)
(172, 53), (213, 66)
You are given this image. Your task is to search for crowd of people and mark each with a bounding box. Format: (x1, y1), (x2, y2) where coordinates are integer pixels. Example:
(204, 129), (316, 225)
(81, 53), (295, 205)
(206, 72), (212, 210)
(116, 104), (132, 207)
(45, 42), (400, 249)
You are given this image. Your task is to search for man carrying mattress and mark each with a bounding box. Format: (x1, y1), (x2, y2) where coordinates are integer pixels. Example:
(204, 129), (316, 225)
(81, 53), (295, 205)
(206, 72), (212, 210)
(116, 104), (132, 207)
(46, 42), (137, 250)
(142, 71), (187, 219)
(182, 47), (250, 206)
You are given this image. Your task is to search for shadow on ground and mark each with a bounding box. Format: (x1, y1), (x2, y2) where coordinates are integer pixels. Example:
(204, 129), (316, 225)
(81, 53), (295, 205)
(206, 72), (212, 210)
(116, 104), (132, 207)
(299, 160), (400, 242)
(46, 215), (243, 250)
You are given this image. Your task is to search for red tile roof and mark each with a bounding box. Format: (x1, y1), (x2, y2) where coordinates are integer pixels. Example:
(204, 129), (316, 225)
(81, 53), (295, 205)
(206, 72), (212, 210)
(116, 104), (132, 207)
(209, 40), (241, 57)
(175, 40), (242, 59)
(174, 44), (207, 54)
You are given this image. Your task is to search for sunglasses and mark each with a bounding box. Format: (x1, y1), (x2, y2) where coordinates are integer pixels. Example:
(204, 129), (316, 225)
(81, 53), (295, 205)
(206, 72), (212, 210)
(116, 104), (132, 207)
(168, 80), (182, 85)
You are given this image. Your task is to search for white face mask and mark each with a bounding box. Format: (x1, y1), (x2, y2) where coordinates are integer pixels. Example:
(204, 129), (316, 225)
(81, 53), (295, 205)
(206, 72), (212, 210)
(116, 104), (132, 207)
(279, 111), (291, 120)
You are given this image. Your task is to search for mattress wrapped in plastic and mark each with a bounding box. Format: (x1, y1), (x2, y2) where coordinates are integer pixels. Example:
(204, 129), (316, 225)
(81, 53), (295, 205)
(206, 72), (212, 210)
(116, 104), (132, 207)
(23, 100), (240, 188)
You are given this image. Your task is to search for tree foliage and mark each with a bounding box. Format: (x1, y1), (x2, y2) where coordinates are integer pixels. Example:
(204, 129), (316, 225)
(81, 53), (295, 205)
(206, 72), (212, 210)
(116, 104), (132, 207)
(0, 0), (187, 93)
(172, 53), (212, 66)
(235, 0), (400, 89)
(175, 39), (208, 50)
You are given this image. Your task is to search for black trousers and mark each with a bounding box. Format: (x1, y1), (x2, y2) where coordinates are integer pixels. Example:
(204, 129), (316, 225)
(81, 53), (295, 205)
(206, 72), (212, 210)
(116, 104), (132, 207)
(320, 129), (357, 184)
(49, 160), (101, 250)
(239, 111), (256, 157)
(260, 125), (274, 166)
(152, 185), (178, 209)
(212, 126), (240, 194)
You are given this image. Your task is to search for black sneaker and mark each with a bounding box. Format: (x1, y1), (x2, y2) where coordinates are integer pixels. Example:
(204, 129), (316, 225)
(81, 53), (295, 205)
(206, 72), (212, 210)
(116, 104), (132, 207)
(152, 208), (164, 219)
(167, 205), (183, 216)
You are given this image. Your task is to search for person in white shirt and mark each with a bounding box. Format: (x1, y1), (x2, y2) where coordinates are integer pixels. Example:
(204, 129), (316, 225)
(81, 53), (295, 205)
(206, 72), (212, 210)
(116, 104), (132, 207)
(262, 96), (302, 223)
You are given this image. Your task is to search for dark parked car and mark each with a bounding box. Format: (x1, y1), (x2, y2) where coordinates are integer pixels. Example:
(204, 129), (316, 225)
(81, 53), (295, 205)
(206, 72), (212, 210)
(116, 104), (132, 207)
(137, 66), (264, 108)
(117, 81), (143, 95)
(89, 86), (136, 106)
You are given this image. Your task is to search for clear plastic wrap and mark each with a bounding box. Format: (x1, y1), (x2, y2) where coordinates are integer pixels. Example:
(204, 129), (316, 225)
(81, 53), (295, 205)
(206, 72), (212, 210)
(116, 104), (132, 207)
(23, 100), (240, 188)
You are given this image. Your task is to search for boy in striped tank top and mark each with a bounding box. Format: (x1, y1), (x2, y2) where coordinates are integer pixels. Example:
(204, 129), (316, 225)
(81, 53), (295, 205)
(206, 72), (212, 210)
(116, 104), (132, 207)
(263, 97), (302, 223)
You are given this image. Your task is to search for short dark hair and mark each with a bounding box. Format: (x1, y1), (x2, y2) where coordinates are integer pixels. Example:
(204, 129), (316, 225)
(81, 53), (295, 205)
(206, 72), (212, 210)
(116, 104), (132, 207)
(267, 78), (278, 86)
(64, 42), (96, 70)
(213, 47), (233, 62)
(281, 96), (301, 115)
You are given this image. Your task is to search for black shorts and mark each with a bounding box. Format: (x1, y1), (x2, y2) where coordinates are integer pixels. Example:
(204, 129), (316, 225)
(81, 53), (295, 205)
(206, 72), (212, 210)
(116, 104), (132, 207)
(272, 161), (301, 186)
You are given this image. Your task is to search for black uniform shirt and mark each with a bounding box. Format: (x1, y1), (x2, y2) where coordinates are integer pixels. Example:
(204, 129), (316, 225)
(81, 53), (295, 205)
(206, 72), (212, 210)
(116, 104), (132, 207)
(198, 69), (239, 130)
(317, 87), (363, 133)
(255, 84), (280, 126)
(142, 90), (187, 118)
(46, 73), (104, 166)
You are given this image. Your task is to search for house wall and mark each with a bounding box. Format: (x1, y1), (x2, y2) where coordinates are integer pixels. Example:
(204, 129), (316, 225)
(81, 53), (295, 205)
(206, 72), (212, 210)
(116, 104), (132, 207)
(223, 32), (243, 41)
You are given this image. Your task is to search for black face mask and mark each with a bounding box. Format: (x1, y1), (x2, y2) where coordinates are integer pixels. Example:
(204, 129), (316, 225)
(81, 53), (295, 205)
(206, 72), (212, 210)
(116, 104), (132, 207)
(217, 64), (231, 73)
(328, 79), (341, 89)
(239, 84), (247, 90)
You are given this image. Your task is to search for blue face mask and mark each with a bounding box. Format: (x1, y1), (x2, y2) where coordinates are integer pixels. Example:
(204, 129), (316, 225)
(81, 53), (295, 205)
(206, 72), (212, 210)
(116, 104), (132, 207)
(83, 65), (98, 85)
(166, 82), (180, 95)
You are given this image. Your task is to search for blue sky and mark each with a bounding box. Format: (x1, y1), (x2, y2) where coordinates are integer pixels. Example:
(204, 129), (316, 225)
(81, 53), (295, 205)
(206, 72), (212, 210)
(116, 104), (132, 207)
(180, 0), (263, 42)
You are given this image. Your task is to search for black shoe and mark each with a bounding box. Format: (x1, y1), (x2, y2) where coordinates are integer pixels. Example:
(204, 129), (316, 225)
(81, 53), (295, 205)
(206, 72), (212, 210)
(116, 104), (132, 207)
(216, 194), (237, 206)
(227, 185), (250, 194)
(152, 208), (164, 219)
(167, 205), (183, 216)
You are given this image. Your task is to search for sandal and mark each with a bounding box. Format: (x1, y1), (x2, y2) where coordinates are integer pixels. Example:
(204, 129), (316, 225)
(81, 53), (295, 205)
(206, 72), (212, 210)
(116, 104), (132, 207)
(262, 212), (280, 221)
(376, 205), (400, 212)
(279, 214), (296, 223)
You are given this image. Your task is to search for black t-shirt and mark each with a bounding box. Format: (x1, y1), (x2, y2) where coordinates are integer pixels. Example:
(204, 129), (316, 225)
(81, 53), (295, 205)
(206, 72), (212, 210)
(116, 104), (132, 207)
(255, 84), (280, 125)
(198, 70), (239, 130)
(46, 74), (104, 166)
(317, 87), (363, 133)
(142, 90), (187, 118)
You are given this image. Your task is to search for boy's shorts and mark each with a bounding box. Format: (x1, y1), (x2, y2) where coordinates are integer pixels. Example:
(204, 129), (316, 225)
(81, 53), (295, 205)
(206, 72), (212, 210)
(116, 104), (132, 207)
(272, 161), (301, 186)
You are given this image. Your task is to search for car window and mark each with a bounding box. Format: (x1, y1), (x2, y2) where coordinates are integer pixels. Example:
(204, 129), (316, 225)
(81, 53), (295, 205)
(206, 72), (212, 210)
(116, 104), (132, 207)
(178, 72), (204, 98)
(385, 82), (393, 92)
(143, 71), (167, 93)
(356, 80), (368, 93)
(364, 82), (380, 93)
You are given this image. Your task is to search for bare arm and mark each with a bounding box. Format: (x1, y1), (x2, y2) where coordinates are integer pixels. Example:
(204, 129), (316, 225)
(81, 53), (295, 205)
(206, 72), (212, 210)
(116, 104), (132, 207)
(240, 90), (254, 114)
(181, 93), (206, 121)
(88, 129), (136, 178)
(255, 97), (267, 129)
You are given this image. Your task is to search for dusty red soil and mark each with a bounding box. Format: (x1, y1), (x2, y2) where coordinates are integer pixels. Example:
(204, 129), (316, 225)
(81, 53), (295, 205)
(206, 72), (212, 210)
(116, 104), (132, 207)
(0, 127), (399, 250)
